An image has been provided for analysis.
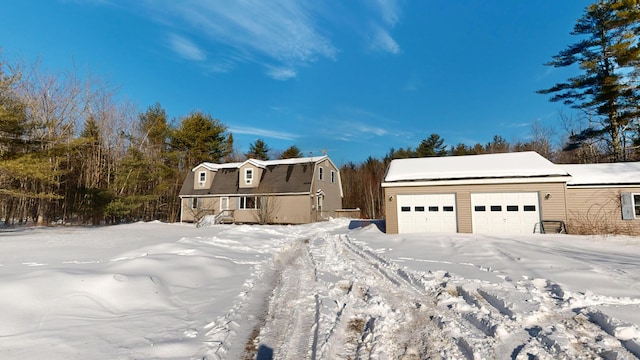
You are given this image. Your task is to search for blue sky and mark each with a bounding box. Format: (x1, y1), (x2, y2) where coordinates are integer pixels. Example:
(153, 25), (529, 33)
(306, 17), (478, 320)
(2, 0), (591, 165)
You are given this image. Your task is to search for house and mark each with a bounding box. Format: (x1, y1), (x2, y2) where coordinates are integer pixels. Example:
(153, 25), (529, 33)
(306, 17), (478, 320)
(560, 162), (640, 235)
(179, 156), (343, 225)
(382, 151), (640, 235)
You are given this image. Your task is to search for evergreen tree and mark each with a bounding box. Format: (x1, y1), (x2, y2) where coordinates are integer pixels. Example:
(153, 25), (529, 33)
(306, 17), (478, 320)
(280, 145), (302, 159)
(538, 0), (640, 161)
(171, 111), (229, 167)
(246, 138), (270, 160)
(416, 134), (447, 157)
(449, 143), (476, 156)
(484, 135), (510, 153)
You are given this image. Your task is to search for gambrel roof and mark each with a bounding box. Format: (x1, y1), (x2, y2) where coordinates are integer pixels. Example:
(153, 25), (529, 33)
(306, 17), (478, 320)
(180, 156), (339, 196)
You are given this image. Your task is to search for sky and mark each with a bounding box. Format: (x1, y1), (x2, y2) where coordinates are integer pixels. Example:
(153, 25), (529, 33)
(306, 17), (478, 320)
(1, 0), (592, 165)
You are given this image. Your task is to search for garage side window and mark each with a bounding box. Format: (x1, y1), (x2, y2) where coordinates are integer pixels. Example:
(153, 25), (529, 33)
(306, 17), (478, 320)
(623, 193), (640, 219)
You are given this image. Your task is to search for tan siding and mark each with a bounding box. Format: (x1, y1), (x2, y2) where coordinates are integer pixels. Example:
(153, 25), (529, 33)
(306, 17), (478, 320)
(566, 187), (640, 235)
(238, 164), (263, 188)
(192, 166), (216, 190)
(384, 182), (567, 234)
(311, 159), (343, 220)
(232, 195), (311, 224)
(180, 197), (219, 223)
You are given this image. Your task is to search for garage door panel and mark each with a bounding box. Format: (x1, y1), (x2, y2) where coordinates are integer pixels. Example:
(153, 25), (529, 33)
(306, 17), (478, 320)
(397, 194), (457, 233)
(471, 192), (540, 234)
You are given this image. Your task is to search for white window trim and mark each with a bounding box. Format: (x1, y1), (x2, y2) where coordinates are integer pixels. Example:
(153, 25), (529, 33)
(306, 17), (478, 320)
(190, 197), (199, 209)
(239, 196), (259, 210)
(245, 168), (253, 184)
(318, 166), (324, 181)
(330, 170), (336, 183)
(317, 194), (323, 211)
(198, 171), (206, 186)
(220, 197), (229, 210)
(634, 193), (640, 219)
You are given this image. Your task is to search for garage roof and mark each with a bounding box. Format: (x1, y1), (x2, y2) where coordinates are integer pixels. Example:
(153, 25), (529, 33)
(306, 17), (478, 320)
(384, 151), (569, 183)
(561, 162), (640, 186)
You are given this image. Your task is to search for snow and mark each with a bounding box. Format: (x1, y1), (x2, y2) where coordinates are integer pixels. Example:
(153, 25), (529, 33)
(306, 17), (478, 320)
(1, 220), (640, 359)
(383, 151), (570, 183)
(197, 155), (329, 171)
(561, 162), (640, 186)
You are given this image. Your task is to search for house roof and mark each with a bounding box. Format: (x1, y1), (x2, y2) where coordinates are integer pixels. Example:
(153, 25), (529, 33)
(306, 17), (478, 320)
(383, 151), (570, 183)
(561, 162), (640, 186)
(181, 156), (335, 196)
(194, 156), (329, 172)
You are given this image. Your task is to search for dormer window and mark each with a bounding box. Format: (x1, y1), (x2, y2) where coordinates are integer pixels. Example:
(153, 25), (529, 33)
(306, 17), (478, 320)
(245, 168), (253, 184)
(198, 171), (206, 185)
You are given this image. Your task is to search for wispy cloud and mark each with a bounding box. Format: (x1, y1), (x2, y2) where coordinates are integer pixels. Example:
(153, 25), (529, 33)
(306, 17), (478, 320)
(167, 33), (206, 61)
(75, 0), (405, 77)
(374, 0), (401, 26)
(370, 25), (400, 55)
(152, 1), (337, 80)
(229, 125), (299, 141)
(266, 66), (297, 81)
(364, 0), (402, 54)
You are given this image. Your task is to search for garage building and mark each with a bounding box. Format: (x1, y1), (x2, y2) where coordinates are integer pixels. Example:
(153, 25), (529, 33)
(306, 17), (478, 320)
(383, 151), (640, 235)
(382, 152), (572, 234)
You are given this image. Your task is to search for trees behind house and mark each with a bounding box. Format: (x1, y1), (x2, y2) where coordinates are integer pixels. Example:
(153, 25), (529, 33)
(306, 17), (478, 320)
(0, 57), (234, 226)
(538, 0), (640, 162)
(245, 138), (270, 160)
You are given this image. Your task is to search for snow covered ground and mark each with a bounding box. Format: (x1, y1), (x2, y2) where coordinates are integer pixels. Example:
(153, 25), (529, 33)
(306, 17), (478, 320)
(1, 219), (639, 359)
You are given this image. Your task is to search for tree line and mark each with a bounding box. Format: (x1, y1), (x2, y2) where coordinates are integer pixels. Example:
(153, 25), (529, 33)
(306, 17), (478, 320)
(3, 0), (640, 225)
(0, 57), (303, 226)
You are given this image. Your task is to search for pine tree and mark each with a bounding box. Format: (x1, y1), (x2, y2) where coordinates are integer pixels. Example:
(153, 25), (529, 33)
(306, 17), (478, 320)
(246, 138), (270, 160)
(171, 111), (229, 167)
(538, 0), (640, 161)
(280, 145), (302, 159)
(415, 134), (447, 157)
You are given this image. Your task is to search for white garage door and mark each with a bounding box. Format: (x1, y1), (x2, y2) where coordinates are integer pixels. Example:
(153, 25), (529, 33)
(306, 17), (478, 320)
(471, 192), (540, 234)
(397, 194), (457, 233)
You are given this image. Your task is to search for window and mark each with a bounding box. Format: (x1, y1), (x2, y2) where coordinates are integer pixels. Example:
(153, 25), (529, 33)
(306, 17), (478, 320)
(331, 170), (336, 183)
(507, 205), (518, 212)
(523, 205), (536, 212)
(401, 206), (411, 212)
(245, 168), (253, 184)
(635, 194), (640, 217)
(429, 206), (439, 212)
(220, 197), (229, 210)
(318, 166), (324, 181)
(239, 196), (259, 209)
(490, 205), (502, 212)
(317, 195), (323, 211)
(415, 206), (425, 212)
(190, 197), (199, 209)
(198, 171), (206, 183)
(475, 206), (486, 212)
(443, 206), (454, 212)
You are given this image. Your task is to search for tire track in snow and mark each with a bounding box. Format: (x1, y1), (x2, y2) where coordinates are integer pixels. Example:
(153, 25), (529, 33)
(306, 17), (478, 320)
(203, 225), (639, 359)
(335, 234), (639, 359)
